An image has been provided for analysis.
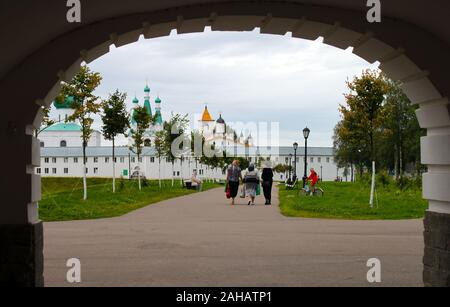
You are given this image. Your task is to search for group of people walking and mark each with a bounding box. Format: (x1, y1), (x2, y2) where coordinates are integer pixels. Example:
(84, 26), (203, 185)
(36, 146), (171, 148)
(225, 160), (274, 206)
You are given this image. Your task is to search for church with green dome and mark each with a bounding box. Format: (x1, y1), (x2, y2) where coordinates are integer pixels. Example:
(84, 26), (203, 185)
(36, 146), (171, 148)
(128, 83), (164, 148)
(38, 96), (102, 148)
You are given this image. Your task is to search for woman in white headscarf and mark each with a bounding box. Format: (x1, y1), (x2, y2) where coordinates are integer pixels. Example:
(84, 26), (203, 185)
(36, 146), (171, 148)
(243, 164), (260, 206)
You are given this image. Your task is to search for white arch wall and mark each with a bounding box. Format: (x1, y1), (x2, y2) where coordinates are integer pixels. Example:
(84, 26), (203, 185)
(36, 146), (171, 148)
(34, 15), (450, 217)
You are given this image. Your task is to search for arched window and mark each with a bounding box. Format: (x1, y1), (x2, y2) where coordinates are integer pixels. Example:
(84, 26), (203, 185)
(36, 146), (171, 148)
(144, 139), (151, 147)
(60, 140), (67, 148)
(40, 142), (45, 148)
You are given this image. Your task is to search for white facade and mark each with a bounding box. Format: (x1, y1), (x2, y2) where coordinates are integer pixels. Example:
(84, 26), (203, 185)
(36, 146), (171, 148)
(37, 146), (348, 182)
(39, 128), (102, 148)
(199, 107), (254, 149)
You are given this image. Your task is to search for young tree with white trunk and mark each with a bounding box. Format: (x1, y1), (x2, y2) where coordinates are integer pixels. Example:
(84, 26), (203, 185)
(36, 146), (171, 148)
(130, 106), (151, 191)
(57, 65), (102, 201)
(101, 90), (130, 193)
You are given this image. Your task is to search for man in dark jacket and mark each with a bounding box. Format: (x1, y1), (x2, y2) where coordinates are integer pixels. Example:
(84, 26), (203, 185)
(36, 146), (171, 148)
(261, 163), (274, 205)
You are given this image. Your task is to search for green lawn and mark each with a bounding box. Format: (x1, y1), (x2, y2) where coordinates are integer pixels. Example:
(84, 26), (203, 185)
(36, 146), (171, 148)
(40, 178), (220, 222)
(279, 182), (427, 220)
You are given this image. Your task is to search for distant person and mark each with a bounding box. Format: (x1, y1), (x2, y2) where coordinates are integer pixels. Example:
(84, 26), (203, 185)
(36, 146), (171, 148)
(243, 164), (260, 206)
(191, 170), (203, 192)
(261, 162), (274, 205)
(307, 168), (319, 194)
(226, 160), (242, 206)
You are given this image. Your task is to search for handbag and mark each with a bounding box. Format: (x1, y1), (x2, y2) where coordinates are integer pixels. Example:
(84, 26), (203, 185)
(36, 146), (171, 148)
(240, 186), (246, 198)
(225, 184), (231, 199)
(256, 184), (261, 196)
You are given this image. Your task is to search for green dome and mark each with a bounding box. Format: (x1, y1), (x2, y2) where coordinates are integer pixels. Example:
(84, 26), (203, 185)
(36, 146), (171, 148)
(132, 97), (139, 104)
(155, 97), (161, 103)
(144, 85), (151, 93)
(53, 96), (75, 109)
(45, 122), (81, 132)
(144, 100), (153, 117)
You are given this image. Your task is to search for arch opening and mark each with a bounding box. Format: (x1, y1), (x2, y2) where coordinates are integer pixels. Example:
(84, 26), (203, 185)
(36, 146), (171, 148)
(1, 4), (449, 287)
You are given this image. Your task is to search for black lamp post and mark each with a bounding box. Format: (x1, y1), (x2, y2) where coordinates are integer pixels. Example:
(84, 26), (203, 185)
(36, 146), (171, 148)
(289, 153), (293, 182)
(293, 142), (298, 182)
(302, 127), (311, 188)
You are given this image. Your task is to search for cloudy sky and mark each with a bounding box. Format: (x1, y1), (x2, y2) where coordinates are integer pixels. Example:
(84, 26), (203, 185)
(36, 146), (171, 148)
(85, 28), (377, 147)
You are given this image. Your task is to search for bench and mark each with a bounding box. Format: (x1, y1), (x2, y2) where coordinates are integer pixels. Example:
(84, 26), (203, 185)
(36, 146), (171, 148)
(183, 180), (199, 190)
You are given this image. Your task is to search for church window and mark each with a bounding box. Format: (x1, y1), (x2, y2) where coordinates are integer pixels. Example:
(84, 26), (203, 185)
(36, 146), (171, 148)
(60, 140), (67, 147)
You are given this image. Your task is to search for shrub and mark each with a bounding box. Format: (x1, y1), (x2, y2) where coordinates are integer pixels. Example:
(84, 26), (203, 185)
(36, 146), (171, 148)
(142, 178), (149, 187)
(396, 176), (412, 191)
(119, 176), (125, 191)
(377, 170), (392, 188)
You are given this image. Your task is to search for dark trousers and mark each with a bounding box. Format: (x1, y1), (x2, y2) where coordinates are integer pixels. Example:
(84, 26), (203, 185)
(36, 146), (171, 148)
(262, 181), (273, 202)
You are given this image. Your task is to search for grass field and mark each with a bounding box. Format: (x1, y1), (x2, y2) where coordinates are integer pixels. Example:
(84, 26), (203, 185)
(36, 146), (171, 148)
(40, 177), (220, 222)
(279, 181), (427, 220)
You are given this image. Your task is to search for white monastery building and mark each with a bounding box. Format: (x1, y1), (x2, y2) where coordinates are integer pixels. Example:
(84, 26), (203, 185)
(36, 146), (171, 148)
(38, 83), (348, 182)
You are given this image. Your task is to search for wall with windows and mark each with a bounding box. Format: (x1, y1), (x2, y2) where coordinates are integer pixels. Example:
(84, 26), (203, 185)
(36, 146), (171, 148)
(37, 148), (345, 182)
(39, 130), (102, 148)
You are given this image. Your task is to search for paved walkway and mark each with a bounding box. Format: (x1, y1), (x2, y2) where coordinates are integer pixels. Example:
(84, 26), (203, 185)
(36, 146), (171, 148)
(44, 186), (424, 287)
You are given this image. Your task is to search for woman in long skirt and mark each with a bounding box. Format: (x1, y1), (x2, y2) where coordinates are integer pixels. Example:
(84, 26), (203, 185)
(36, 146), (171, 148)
(244, 164), (260, 206)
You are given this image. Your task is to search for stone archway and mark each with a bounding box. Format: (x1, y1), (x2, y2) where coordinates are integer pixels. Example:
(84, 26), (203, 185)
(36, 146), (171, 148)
(0, 1), (449, 286)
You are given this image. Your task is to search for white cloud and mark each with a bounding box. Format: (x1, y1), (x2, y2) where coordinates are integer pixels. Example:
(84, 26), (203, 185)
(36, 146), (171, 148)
(68, 30), (378, 147)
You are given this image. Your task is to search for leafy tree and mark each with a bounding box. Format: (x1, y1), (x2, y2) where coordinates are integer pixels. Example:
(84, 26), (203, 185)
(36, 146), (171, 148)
(341, 69), (388, 164)
(56, 65), (102, 200)
(35, 106), (56, 137)
(101, 90), (130, 193)
(380, 80), (424, 178)
(130, 106), (151, 190)
(334, 70), (425, 183)
(163, 114), (189, 187)
(154, 130), (166, 189)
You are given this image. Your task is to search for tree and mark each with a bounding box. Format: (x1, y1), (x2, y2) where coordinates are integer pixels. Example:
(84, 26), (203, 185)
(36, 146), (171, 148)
(130, 106), (151, 191)
(154, 130), (166, 189)
(380, 80), (424, 178)
(101, 90), (130, 193)
(337, 69), (388, 206)
(341, 69), (388, 164)
(35, 106), (56, 137)
(57, 65), (102, 200)
(162, 114), (189, 187)
(334, 73), (425, 181)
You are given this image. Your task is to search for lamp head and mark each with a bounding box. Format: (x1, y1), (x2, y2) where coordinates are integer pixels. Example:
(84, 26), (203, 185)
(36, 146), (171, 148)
(303, 127), (311, 139)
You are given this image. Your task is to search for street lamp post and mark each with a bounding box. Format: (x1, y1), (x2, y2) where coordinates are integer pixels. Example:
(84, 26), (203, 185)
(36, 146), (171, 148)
(289, 153), (293, 182)
(302, 127), (311, 188)
(293, 142), (298, 182)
